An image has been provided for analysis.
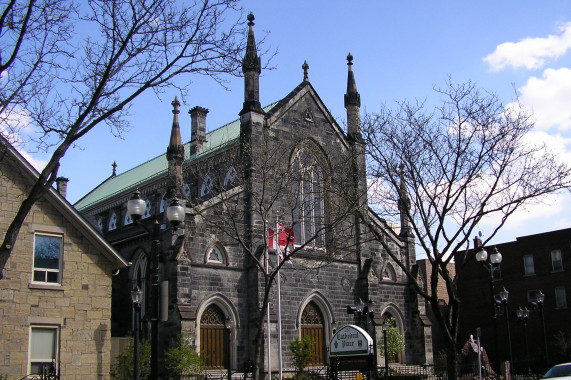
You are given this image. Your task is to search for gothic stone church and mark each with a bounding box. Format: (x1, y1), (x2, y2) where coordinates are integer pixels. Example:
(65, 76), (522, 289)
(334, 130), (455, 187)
(76, 14), (432, 375)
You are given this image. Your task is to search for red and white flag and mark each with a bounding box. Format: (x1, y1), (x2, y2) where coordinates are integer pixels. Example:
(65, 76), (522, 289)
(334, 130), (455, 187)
(268, 222), (294, 262)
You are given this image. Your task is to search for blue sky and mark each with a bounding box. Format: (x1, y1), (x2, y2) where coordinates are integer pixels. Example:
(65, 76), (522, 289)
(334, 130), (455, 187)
(21, 1), (571, 245)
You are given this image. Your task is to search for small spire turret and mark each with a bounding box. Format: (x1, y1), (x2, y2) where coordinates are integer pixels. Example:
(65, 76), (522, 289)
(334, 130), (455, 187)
(240, 12), (263, 115)
(167, 97), (184, 162)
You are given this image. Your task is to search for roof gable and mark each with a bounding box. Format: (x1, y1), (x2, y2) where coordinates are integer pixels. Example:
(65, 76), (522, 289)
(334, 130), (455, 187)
(1, 136), (128, 269)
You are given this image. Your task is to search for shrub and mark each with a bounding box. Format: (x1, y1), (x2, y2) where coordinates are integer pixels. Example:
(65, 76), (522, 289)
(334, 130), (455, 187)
(379, 317), (404, 363)
(110, 338), (151, 380)
(289, 336), (314, 376)
(164, 335), (203, 376)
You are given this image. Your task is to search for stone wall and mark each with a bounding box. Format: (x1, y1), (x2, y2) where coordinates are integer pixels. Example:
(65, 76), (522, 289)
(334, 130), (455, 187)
(0, 158), (115, 379)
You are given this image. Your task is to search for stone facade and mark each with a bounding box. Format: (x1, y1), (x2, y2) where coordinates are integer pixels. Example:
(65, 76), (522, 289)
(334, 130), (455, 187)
(0, 137), (127, 379)
(76, 15), (431, 376)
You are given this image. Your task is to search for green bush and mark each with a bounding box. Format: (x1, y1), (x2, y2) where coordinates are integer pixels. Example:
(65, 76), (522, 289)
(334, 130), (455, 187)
(110, 338), (151, 380)
(164, 335), (203, 376)
(379, 317), (404, 362)
(110, 335), (203, 380)
(289, 336), (314, 376)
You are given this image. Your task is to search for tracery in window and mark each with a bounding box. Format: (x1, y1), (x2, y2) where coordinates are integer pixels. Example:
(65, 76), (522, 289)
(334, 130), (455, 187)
(224, 166), (238, 187)
(292, 149), (324, 248)
(184, 184), (191, 199)
(108, 212), (117, 231)
(142, 200), (151, 219)
(205, 244), (227, 265)
(382, 263), (396, 282)
(124, 212), (133, 226)
(201, 175), (213, 197)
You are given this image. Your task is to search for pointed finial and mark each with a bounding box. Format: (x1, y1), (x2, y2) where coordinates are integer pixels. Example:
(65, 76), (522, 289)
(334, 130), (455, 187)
(112, 161), (117, 176)
(247, 12), (255, 26)
(347, 53), (354, 66)
(172, 96), (181, 114)
(302, 60), (309, 82)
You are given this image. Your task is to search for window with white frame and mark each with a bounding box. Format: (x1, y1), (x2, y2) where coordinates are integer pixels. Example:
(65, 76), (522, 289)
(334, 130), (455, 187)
(523, 254), (535, 276)
(292, 149), (325, 249)
(551, 249), (563, 272)
(555, 286), (567, 309)
(29, 326), (59, 376)
(33, 234), (62, 284)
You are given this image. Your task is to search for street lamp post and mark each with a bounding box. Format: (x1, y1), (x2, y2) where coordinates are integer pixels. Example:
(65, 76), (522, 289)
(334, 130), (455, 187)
(225, 316), (232, 380)
(127, 190), (185, 380)
(529, 290), (549, 370)
(515, 307), (531, 374)
(475, 246), (503, 373)
(498, 287), (513, 373)
(131, 286), (143, 380)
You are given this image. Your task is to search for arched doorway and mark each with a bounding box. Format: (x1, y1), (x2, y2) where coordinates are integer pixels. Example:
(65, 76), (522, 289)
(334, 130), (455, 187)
(382, 311), (404, 363)
(301, 301), (326, 365)
(200, 304), (228, 369)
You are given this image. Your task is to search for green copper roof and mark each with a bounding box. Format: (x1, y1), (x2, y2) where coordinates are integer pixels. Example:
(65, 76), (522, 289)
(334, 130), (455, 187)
(75, 103), (277, 211)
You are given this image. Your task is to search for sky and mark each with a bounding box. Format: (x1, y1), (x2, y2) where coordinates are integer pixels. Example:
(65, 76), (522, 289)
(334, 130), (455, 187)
(19, 0), (571, 246)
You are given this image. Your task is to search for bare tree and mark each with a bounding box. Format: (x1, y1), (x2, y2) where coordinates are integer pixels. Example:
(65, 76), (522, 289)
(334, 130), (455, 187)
(0, 0), (253, 277)
(187, 132), (358, 379)
(361, 80), (571, 379)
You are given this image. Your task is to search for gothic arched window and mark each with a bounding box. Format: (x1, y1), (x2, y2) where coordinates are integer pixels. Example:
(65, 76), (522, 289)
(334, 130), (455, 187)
(201, 175), (213, 197)
(292, 149), (324, 248)
(108, 212), (117, 231)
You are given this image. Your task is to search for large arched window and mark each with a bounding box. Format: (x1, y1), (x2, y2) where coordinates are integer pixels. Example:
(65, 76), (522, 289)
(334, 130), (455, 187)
(301, 301), (326, 365)
(292, 149), (325, 248)
(200, 304), (228, 369)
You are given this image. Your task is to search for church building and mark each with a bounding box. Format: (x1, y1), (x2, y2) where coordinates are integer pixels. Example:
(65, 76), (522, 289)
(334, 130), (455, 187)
(75, 13), (432, 376)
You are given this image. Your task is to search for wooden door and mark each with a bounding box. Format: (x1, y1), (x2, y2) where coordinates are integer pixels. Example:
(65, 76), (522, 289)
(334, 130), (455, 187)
(301, 301), (326, 365)
(200, 305), (227, 369)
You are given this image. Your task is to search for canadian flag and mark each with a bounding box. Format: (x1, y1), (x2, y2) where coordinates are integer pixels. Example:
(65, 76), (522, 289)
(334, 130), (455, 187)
(268, 222), (294, 262)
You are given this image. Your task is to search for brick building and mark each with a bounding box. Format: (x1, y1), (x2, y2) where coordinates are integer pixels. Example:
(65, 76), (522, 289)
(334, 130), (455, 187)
(0, 136), (128, 379)
(75, 14), (432, 375)
(455, 228), (571, 374)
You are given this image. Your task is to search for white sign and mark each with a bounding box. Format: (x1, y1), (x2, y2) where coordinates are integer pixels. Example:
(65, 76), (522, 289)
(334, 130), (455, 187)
(329, 324), (373, 356)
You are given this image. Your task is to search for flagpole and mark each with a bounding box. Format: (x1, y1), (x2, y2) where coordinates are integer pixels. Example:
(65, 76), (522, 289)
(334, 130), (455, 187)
(265, 239), (272, 380)
(276, 220), (283, 380)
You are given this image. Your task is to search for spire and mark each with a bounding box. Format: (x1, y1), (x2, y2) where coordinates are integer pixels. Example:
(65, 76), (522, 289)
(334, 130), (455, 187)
(345, 53), (362, 143)
(302, 60), (309, 82)
(242, 13), (261, 74)
(167, 97), (185, 162)
(239, 12), (263, 115)
(344, 53), (361, 108)
(112, 161), (117, 176)
(166, 97), (185, 200)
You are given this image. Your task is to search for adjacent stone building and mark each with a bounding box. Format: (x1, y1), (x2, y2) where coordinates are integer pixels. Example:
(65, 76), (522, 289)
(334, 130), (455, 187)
(75, 14), (432, 376)
(0, 136), (128, 379)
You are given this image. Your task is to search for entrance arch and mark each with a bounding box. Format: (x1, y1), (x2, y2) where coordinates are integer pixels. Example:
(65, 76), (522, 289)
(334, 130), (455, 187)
(200, 304), (228, 369)
(301, 301), (326, 365)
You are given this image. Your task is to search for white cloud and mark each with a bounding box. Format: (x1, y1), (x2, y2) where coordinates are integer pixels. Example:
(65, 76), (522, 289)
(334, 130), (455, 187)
(19, 150), (48, 172)
(512, 68), (571, 131)
(483, 22), (571, 71)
